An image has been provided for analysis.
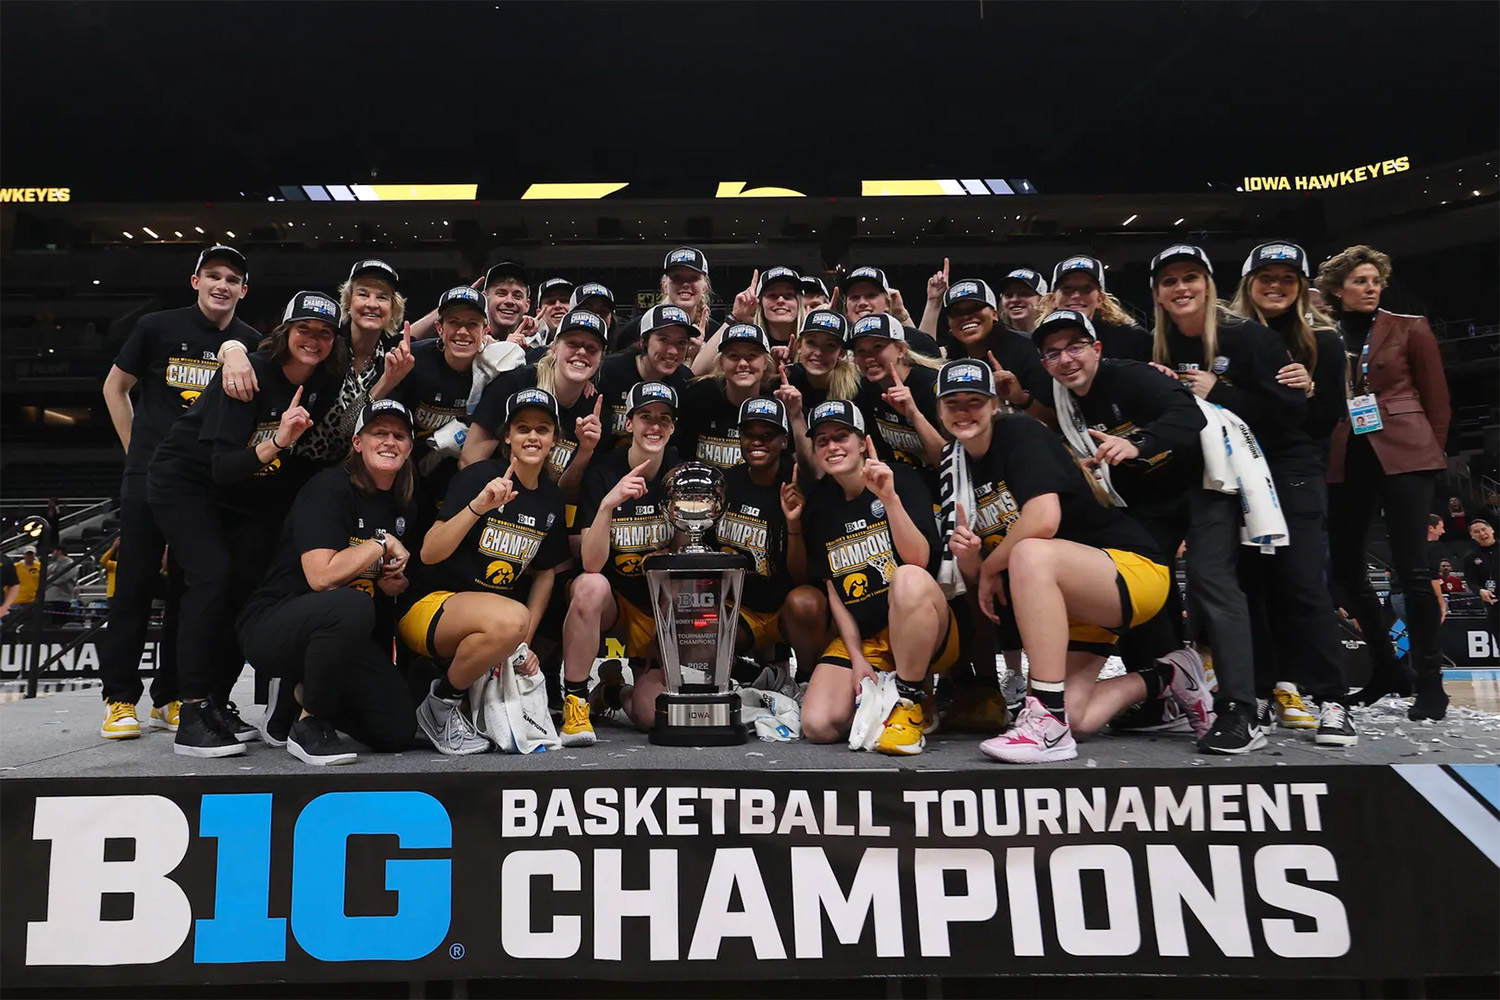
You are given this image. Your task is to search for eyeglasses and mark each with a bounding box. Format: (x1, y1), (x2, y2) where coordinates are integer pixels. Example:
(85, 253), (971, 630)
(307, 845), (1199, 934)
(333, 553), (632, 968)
(761, 289), (798, 301)
(1040, 341), (1093, 364)
(1056, 283), (1097, 297)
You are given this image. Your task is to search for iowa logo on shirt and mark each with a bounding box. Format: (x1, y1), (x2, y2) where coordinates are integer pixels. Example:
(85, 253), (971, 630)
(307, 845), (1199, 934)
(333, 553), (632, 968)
(485, 560), (517, 589)
(250, 424), (283, 476)
(614, 551), (644, 575)
(842, 571), (870, 599)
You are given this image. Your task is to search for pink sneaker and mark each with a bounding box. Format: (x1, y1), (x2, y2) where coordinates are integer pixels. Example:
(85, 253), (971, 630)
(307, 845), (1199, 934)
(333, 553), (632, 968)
(979, 696), (1077, 763)
(1162, 648), (1215, 739)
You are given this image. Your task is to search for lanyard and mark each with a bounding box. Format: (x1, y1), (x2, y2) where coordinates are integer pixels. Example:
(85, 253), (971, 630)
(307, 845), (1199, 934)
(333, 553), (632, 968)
(1356, 341), (1371, 393)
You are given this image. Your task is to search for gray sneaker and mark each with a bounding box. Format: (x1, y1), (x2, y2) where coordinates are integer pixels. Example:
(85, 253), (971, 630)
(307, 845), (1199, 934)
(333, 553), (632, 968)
(999, 668), (1027, 714)
(416, 682), (491, 757)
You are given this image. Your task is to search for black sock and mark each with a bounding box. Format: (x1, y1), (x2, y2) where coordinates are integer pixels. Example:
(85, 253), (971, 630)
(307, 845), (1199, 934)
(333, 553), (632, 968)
(895, 676), (925, 704)
(434, 677), (463, 701)
(1030, 679), (1067, 723)
(1140, 658), (1174, 702)
(565, 678), (590, 700)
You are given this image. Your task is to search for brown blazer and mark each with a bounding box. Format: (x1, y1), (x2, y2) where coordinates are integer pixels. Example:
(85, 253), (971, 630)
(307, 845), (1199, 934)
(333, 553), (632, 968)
(1327, 309), (1450, 483)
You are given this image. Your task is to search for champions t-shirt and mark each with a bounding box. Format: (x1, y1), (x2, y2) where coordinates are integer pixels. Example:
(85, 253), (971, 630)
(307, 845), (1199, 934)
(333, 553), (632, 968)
(147, 353), (332, 514)
(392, 339), (472, 444)
(238, 466), (411, 637)
(409, 458), (568, 603)
(596, 352), (691, 451)
(575, 447), (681, 609)
(471, 364), (601, 481)
(853, 366), (942, 472)
(802, 463), (939, 638)
(963, 415), (1160, 559)
(712, 462), (792, 614)
(114, 305), (259, 475)
(674, 380), (766, 470)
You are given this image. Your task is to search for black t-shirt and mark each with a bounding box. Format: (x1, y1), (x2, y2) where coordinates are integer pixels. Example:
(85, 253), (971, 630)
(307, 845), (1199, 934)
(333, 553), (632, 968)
(393, 339), (472, 443)
(1462, 544), (1498, 594)
(950, 328), (1056, 409)
(963, 415), (1160, 560)
(712, 463), (792, 614)
(674, 380), (766, 471)
(239, 466), (412, 637)
(803, 463), (939, 638)
(1094, 320), (1154, 363)
(1165, 317), (1314, 475)
(853, 366), (942, 473)
(785, 363), (836, 413)
(596, 352), (692, 451)
(1265, 315), (1348, 448)
(147, 353), (333, 514)
(471, 365), (601, 481)
(1067, 359), (1206, 513)
(576, 446), (682, 608)
(409, 458), (568, 605)
(114, 305), (259, 475)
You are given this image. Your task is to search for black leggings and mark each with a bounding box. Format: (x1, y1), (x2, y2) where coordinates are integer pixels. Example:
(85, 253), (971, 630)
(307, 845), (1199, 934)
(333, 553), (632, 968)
(98, 473), (182, 706)
(1328, 435), (1441, 678)
(237, 589), (413, 751)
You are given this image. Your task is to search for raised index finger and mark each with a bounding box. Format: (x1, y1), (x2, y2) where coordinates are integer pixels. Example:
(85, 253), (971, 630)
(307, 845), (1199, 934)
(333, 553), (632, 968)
(890, 365), (905, 387)
(942, 257), (950, 281)
(631, 459), (652, 477)
(986, 350), (1005, 374)
(749, 269), (760, 293)
(501, 460), (516, 480)
(290, 385), (304, 408)
(864, 435), (878, 461)
(779, 363), (790, 385)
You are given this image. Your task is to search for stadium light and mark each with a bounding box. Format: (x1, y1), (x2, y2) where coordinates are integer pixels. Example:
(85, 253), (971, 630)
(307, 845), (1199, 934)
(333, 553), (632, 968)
(122, 231), (133, 238)
(1122, 214), (1137, 226)
(142, 227), (159, 238)
(194, 226), (205, 234)
(1174, 218), (1185, 225)
(225, 230), (236, 238)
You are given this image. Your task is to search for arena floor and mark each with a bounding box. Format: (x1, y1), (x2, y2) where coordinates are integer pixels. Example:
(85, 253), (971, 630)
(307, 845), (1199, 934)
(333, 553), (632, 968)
(4, 676), (1499, 779)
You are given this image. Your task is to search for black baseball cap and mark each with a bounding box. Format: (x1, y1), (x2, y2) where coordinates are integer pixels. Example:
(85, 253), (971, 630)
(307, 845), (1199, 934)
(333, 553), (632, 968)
(536, 277), (574, 301)
(738, 396), (789, 434)
(626, 381), (679, 416)
(663, 246), (708, 274)
(800, 308), (849, 342)
(281, 290), (340, 327)
(801, 275), (831, 299)
(556, 308), (608, 343)
(1032, 309), (1099, 348)
(505, 387), (561, 424)
(639, 304), (693, 338)
(757, 267), (801, 295)
(944, 279), (998, 311)
(1241, 241), (1310, 278)
(849, 312), (905, 343)
(841, 266), (890, 295)
(1052, 256), (1106, 290)
(721, 323), (771, 353)
(999, 268), (1048, 296)
(569, 282), (615, 310)
(194, 244), (248, 279)
(1150, 245), (1214, 283)
(936, 359), (998, 398)
(348, 258), (399, 287)
(354, 398), (415, 435)
(484, 261), (528, 290)
(808, 399), (867, 436)
(437, 285), (486, 318)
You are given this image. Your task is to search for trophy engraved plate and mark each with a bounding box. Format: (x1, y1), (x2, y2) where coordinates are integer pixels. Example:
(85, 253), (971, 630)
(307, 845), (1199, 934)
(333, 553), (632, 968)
(646, 463), (749, 745)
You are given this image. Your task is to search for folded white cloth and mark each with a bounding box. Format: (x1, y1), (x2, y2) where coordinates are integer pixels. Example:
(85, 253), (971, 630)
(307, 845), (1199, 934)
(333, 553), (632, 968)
(468, 643), (560, 754)
(418, 418), (469, 475)
(848, 673), (899, 751)
(736, 685), (802, 742)
(466, 341), (527, 414)
(1194, 398), (1288, 550)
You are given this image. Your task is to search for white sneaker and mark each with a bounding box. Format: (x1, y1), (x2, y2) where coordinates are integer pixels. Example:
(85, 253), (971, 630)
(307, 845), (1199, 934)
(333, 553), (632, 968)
(1162, 648), (1215, 739)
(416, 682), (491, 757)
(979, 696), (1077, 763)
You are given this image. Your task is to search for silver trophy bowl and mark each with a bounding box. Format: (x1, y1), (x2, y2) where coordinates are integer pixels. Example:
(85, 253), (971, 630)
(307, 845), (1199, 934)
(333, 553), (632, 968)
(663, 463), (726, 553)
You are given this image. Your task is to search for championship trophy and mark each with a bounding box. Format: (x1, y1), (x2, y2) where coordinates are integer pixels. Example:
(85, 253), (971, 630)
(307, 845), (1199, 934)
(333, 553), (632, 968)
(645, 463), (749, 746)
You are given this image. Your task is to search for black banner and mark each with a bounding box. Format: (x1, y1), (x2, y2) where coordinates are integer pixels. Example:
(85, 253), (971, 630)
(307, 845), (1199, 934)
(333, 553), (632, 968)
(2, 765), (1496, 987)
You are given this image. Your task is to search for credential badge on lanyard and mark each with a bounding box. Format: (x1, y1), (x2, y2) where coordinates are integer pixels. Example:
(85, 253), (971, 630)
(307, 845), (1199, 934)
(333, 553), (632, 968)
(1348, 342), (1382, 434)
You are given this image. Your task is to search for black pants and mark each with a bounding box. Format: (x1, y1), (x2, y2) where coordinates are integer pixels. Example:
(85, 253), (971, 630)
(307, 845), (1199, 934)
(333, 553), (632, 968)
(1328, 436), (1441, 680)
(1241, 473), (1346, 705)
(1117, 504), (1189, 671)
(98, 474), (182, 706)
(237, 589), (414, 751)
(149, 494), (280, 702)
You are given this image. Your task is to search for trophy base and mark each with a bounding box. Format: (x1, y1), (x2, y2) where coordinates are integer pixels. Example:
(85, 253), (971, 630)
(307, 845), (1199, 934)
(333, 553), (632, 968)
(650, 692), (747, 746)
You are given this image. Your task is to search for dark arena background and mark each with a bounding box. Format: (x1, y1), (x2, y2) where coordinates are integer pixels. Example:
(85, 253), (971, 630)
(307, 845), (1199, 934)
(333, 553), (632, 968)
(1, 2), (1497, 998)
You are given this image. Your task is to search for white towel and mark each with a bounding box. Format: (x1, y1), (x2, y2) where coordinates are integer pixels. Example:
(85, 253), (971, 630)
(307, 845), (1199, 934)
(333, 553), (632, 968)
(1051, 381), (1128, 507)
(1193, 398), (1288, 550)
(848, 673), (899, 751)
(468, 643), (561, 754)
(418, 418), (469, 475)
(936, 440), (976, 598)
(735, 686), (802, 742)
(466, 340), (527, 414)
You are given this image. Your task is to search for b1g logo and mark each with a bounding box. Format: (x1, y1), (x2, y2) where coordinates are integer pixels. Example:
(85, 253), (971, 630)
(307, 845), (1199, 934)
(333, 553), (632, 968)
(24, 792), (451, 967)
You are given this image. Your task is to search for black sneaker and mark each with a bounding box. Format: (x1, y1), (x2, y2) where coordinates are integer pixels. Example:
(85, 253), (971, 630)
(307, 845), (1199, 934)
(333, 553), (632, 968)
(1254, 698), (1276, 735)
(1110, 697), (1192, 734)
(1198, 701), (1266, 755)
(173, 699), (247, 758)
(1314, 701), (1358, 747)
(257, 678), (297, 748)
(287, 717), (357, 766)
(219, 701), (260, 743)
(1408, 675), (1450, 722)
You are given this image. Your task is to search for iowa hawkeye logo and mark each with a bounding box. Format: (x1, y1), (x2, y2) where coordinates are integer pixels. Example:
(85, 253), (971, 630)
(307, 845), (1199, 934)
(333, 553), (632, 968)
(485, 559), (517, 589)
(842, 571), (870, 599)
(167, 355), (218, 408)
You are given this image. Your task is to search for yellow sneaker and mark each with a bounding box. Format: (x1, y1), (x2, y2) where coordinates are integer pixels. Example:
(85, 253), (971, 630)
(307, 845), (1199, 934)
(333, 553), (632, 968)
(876, 699), (925, 756)
(101, 700), (141, 739)
(1272, 683), (1317, 730)
(149, 700), (181, 732)
(560, 694), (596, 747)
